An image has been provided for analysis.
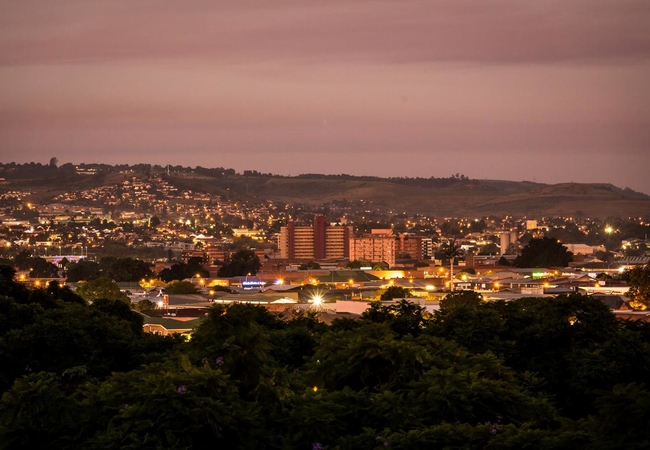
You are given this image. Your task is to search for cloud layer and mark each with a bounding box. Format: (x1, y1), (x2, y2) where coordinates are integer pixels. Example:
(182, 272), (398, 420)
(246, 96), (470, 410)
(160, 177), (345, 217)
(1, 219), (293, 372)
(1, 1), (649, 193)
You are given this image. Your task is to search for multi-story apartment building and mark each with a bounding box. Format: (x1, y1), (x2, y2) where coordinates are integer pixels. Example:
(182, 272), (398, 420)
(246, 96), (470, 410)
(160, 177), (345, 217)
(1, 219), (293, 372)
(350, 229), (396, 268)
(279, 215), (352, 260)
(395, 234), (434, 260)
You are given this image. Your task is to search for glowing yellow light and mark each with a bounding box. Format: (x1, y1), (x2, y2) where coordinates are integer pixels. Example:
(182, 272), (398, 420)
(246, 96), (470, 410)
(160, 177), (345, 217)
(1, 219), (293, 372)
(313, 386), (318, 392)
(312, 295), (322, 306)
(425, 285), (435, 291)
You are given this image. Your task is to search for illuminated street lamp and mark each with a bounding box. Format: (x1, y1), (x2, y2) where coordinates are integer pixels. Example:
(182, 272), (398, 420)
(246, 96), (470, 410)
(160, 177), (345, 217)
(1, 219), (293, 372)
(311, 294), (323, 310)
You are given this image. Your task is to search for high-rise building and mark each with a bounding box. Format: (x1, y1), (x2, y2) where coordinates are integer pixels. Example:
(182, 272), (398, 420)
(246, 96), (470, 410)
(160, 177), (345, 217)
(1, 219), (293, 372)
(279, 215), (352, 260)
(395, 234), (433, 260)
(350, 229), (396, 268)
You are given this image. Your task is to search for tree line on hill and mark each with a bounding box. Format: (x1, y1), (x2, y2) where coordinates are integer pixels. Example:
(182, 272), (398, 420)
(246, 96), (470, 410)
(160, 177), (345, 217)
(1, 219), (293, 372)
(1, 264), (650, 449)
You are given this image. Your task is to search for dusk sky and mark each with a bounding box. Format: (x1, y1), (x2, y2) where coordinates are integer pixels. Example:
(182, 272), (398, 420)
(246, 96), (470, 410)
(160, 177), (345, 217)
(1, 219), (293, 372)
(1, 1), (649, 193)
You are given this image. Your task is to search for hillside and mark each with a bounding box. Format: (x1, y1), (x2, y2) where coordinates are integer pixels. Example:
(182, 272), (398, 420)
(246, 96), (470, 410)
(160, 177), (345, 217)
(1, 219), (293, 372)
(3, 164), (649, 219)
(168, 173), (650, 218)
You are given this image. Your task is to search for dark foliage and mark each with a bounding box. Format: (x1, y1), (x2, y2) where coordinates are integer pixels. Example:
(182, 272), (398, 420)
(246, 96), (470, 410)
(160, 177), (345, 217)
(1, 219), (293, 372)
(514, 237), (574, 268)
(217, 249), (261, 277)
(1, 273), (649, 449)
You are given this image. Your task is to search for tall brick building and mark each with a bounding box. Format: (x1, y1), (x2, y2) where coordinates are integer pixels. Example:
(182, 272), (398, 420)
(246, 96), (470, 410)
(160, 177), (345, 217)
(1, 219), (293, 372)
(349, 229), (396, 268)
(279, 215), (352, 260)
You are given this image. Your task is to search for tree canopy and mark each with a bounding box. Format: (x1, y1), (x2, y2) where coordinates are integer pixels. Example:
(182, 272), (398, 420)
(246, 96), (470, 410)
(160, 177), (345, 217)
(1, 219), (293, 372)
(159, 260), (210, 282)
(1, 264), (650, 449)
(75, 277), (130, 304)
(380, 285), (412, 300)
(164, 280), (200, 295)
(627, 264), (650, 309)
(98, 257), (152, 282)
(514, 237), (574, 268)
(217, 249), (261, 277)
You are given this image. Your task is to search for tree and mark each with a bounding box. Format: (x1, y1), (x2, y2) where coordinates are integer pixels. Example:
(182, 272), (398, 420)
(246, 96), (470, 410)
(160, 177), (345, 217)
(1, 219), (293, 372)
(159, 262), (209, 282)
(217, 249), (261, 277)
(347, 260), (362, 269)
(380, 285), (412, 300)
(66, 260), (100, 282)
(478, 243), (500, 255)
(299, 261), (321, 270)
(28, 257), (59, 278)
(362, 299), (429, 337)
(514, 237), (573, 268)
(133, 299), (157, 312)
(442, 239), (464, 284)
(438, 290), (483, 311)
(75, 278), (130, 304)
(627, 264), (650, 309)
(13, 250), (32, 271)
(165, 280), (200, 295)
(149, 216), (161, 228)
(186, 257), (209, 278)
(100, 257), (152, 282)
(48, 157), (58, 168)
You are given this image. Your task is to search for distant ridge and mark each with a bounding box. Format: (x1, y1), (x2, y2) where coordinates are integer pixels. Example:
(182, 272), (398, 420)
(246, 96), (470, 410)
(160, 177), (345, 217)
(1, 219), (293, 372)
(1, 162), (649, 219)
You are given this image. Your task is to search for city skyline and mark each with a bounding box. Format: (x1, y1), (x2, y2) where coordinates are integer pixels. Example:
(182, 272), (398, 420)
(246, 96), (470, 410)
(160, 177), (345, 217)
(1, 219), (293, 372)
(1, 1), (649, 194)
